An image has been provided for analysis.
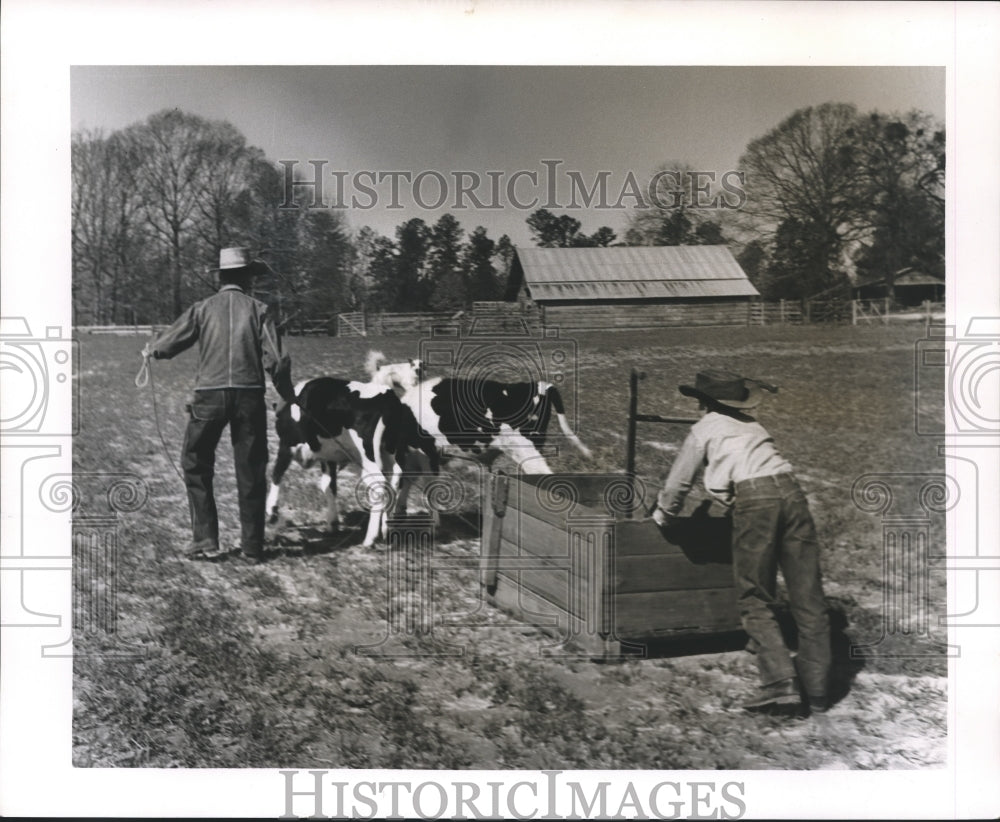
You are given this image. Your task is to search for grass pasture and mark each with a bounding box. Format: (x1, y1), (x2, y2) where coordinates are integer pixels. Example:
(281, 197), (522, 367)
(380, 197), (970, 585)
(73, 323), (946, 769)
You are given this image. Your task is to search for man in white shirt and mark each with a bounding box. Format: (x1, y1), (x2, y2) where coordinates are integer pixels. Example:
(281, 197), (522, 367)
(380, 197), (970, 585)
(653, 370), (831, 715)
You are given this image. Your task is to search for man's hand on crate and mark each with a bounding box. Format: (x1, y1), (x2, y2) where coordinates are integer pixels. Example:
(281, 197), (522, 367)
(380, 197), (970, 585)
(651, 506), (681, 539)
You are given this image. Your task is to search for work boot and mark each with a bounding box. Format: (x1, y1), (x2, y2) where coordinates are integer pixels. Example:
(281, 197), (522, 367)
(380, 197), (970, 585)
(743, 677), (802, 714)
(185, 540), (223, 561)
(807, 695), (830, 714)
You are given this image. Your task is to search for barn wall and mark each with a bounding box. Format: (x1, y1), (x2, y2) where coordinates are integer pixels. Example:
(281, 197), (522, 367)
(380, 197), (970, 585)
(538, 300), (752, 330)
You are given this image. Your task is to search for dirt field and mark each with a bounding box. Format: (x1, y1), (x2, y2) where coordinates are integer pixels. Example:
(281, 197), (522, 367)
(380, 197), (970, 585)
(72, 323), (947, 769)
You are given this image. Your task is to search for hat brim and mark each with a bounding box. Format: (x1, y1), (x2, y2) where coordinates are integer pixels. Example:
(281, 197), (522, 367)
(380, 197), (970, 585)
(214, 260), (266, 275)
(679, 383), (762, 409)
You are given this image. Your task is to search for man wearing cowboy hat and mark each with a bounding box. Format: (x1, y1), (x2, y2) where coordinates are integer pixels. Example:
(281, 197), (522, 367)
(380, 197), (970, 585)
(143, 247), (296, 564)
(652, 369), (831, 716)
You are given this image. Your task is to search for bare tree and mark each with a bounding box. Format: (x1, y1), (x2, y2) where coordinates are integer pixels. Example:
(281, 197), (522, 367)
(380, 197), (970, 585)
(72, 130), (146, 323)
(738, 103), (869, 296)
(124, 110), (221, 315)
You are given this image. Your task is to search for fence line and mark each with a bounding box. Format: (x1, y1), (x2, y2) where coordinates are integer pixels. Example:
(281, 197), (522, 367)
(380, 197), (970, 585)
(76, 325), (162, 336)
(748, 299), (804, 326)
(83, 299), (942, 339)
(337, 312), (366, 337)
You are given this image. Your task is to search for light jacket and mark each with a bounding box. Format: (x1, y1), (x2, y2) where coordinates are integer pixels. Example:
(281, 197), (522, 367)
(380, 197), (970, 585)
(151, 284), (294, 401)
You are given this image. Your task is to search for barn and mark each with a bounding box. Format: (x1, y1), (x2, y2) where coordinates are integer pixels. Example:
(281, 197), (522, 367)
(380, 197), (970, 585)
(505, 245), (760, 330)
(852, 267), (945, 306)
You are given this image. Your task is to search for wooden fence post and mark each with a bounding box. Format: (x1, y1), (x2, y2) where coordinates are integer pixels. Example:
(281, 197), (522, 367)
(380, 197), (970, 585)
(779, 299), (785, 324)
(884, 296), (890, 326)
(851, 299), (857, 326)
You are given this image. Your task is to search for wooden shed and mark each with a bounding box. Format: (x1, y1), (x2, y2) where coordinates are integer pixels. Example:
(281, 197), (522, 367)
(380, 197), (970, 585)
(853, 268), (945, 306)
(505, 246), (759, 330)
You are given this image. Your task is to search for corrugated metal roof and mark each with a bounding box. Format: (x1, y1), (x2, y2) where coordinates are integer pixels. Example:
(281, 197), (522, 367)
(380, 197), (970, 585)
(515, 245), (759, 301)
(854, 269), (945, 289)
(894, 270), (945, 287)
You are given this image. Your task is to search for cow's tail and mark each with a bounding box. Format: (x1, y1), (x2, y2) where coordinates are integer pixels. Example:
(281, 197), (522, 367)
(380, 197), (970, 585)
(542, 383), (593, 460)
(365, 349), (388, 380)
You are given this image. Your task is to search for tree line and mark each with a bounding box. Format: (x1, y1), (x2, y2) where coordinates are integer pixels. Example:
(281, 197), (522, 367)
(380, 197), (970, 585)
(72, 102), (943, 325)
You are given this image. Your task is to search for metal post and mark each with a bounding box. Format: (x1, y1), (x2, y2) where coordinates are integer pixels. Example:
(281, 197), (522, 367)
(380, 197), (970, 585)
(626, 369), (640, 480)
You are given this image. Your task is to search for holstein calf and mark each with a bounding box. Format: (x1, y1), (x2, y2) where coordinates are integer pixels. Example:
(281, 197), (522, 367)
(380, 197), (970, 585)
(266, 357), (436, 547)
(394, 376), (592, 512)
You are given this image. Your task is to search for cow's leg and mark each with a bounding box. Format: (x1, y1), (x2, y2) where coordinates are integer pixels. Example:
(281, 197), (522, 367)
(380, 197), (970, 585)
(319, 461), (340, 531)
(394, 466), (412, 518)
(493, 424), (552, 474)
(394, 450), (436, 525)
(350, 423), (391, 547)
(266, 442), (294, 524)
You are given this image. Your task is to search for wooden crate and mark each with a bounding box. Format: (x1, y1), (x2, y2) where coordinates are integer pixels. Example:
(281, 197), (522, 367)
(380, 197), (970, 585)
(481, 472), (741, 657)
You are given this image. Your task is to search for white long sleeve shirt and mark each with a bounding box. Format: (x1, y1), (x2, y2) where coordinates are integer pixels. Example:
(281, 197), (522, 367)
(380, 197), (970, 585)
(657, 411), (793, 516)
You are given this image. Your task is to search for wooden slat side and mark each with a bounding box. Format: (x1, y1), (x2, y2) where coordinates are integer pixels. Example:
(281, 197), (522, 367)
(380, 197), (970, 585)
(503, 508), (615, 561)
(490, 573), (620, 658)
(495, 536), (611, 622)
(507, 476), (613, 523)
(511, 474), (653, 520)
(613, 555), (735, 594)
(613, 588), (741, 636)
(613, 519), (733, 562)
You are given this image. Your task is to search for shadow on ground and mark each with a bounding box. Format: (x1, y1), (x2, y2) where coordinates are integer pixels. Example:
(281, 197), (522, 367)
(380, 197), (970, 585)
(267, 508), (483, 556)
(608, 599), (866, 709)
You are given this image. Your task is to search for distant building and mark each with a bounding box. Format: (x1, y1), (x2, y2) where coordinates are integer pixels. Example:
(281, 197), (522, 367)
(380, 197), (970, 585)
(506, 246), (760, 330)
(853, 268), (945, 306)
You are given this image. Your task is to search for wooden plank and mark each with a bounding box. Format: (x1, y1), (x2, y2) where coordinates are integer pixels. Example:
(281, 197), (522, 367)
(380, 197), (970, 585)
(614, 588), (741, 636)
(613, 554), (734, 594)
(489, 571), (737, 656)
(612, 517), (732, 559)
(490, 572), (621, 658)
(509, 474), (637, 521)
(495, 523), (613, 619)
(496, 534), (602, 586)
(498, 567), (583, 617)
(480, 472), (509, 595)
(500, 508), (570, 557)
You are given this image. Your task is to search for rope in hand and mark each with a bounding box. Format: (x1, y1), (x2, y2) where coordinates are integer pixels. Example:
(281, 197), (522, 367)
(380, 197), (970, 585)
(134, 350), (151, 388)
(136, 349), (186, 484)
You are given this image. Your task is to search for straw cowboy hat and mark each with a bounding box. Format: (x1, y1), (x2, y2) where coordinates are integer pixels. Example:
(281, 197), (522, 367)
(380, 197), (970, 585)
(214, 247), (265, 274)
(679, 369), (777, 410)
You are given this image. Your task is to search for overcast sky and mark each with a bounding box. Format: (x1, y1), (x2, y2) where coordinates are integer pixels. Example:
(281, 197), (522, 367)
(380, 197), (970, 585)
(72, 65), (944, 247)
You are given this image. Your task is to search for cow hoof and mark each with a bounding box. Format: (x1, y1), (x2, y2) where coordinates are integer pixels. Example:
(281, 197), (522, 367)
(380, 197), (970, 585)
(267, 511), (279, 526)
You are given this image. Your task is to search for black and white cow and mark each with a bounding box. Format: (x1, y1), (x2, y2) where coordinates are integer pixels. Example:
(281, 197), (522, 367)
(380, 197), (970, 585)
(399, 376), (592, 472)
(265, 357), (437, 547)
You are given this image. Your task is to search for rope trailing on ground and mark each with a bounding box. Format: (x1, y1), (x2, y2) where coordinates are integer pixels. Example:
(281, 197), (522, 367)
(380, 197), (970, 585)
(136, 352), (186, 484)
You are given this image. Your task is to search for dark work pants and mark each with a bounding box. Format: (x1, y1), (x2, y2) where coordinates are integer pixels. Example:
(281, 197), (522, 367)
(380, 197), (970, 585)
(181, 389), (268, 557)
(732, 473), (831, 698)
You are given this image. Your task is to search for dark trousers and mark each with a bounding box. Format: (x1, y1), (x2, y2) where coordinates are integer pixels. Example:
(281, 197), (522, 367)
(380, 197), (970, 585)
(732, 473), (831, 698)
(181, 389), (268, 557)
